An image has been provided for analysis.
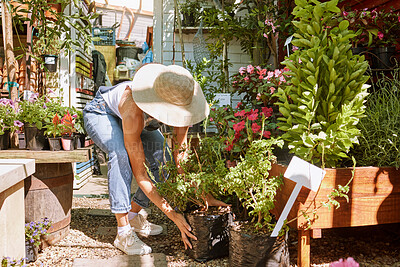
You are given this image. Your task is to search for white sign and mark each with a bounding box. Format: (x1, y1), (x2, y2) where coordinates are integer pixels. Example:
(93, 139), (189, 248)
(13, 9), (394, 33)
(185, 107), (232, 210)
(214, 93), (231, 107)
(271, 156), (326, 237)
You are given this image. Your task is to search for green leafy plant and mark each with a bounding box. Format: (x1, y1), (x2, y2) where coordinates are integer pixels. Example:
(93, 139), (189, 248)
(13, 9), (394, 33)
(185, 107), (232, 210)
(222, 138), (284, 231)
(25, 217), (52, 248)
(344, 68), (400, 167)
(155, 136), (229, 212)
(179, 0), (204, 27)
(44, 113), (63, 138)
(275, 0), (370, 168)
(0, 98), (23, 135)
(17, 93), (49, 129)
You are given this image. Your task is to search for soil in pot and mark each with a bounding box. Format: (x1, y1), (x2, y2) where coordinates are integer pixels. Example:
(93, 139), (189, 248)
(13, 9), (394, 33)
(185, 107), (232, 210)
(229, 221), (289, 267)
(185, 206), (232, 262)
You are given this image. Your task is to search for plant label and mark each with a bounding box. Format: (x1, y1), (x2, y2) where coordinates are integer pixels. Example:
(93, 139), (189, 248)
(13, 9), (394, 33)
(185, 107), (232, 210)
(271, 156), (326, 237)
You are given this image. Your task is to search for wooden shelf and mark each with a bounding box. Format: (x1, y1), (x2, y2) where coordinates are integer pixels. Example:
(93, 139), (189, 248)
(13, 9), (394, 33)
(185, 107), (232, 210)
(0, 148), (92, 163)
(175, 27), (211, 34)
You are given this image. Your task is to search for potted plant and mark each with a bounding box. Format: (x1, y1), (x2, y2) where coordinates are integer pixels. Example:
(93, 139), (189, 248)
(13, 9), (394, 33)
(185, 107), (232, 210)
(222, 137), (289, 266)
(17, 93), (49, 150)
(44, 113), (63, 151)
(272, 0), (372, 265)
(179, 1), (202, 27)
(25, 217), (52, 262)
(155, 135), (231, 262)
(70, 108), (86, 148)
(60, 110), (76, 151)
(0, 98), (23, 150)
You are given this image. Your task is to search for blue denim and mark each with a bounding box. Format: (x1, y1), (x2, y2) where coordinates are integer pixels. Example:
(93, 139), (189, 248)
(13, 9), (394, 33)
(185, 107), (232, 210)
(83, 92), (172, 213)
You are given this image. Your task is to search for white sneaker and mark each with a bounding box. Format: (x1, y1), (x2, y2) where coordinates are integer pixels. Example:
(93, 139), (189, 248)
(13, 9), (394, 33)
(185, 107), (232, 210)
(129, 214), (163, 236)
(113, 229), (152, 255)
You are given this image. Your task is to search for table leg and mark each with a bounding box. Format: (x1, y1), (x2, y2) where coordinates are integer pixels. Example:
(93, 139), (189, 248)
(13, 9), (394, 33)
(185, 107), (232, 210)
(298, 229), (310, 267)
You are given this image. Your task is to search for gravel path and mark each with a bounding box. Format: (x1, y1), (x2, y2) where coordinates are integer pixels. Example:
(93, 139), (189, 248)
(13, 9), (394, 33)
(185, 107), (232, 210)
(27, 197), (400, 266)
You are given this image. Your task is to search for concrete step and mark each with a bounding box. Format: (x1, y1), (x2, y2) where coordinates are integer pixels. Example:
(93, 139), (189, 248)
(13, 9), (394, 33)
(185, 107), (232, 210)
(72, 253), (167, 267)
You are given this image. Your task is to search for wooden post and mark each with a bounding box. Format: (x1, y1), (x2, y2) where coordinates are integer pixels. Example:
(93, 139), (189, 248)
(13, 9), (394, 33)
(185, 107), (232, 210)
(298, 229), (310, 267)
(1, 1), (18, 101)
(174, 0), (186, 68)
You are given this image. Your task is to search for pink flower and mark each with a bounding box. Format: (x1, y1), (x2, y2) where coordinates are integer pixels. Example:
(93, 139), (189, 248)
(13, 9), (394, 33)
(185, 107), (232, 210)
(398, 16), (400, 23)
(329, 257), (359, 267)
(292, 46), (299, 52)
(274, 69), (282, 77)
(279, 75), (286, 83)
(233, 121), (245, 132)
(236, 102), (242, 109)
(244, 76), (250, 82)
(259, 75), (264, 80)
(266, 71), (274, 80)
(225, 143), (233, 151)
(263, 33), (268, 39)
(257, 68), (267, 76)
(239, 67), (246, 75)
(378, 32), (384, 40)
(14, 120), (23, 127)
(343, 11), (348, 16)
(247, 65), (254, 74)
(261, 107), (273, 118)
(209, 117), (214, 122)
(263, 131), (271, 138)
(256, 93), (261, 100)
(234, 110), (247, 117)
(270, 87), (276, 94)
(251, 123), (261, 133)
(247, 109), (259, 121)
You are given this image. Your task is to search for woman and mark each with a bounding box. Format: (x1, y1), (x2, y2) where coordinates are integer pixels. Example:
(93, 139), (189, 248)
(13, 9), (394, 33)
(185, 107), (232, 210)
(83, 63), (225, 255)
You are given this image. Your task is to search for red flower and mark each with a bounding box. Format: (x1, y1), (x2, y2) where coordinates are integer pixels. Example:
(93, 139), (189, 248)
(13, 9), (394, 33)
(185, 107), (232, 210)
(251, 123), (261, 133)
(233, 121), (245, 132)
(52, 113), (60, 125)
(247, 109), (259, 121)
(234, 110), (246, 117)
(263, 131), (271, 138)
(236, 102), (242, 109)
(261, 107), (273, 118)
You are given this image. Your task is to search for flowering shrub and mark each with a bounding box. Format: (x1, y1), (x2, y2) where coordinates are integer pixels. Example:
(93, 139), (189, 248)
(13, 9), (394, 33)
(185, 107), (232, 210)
(60, 110), (76, 137)
(25, 217), (52, 248)
(0, 98), (23, 135)
(231, 65), (289, 106)
(340, 8), (400, 47)
(44, 113), (63, 138)
(17, 93), (49, 129)
(330, 257), (359, 267)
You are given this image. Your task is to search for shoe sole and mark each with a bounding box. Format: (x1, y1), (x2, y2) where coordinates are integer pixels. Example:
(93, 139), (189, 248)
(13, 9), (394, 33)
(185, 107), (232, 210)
(134, 227), (163, 236)
(113, 241), (152, 255)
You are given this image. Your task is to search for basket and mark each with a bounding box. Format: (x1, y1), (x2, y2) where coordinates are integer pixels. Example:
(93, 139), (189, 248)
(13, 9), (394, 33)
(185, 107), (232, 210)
(92, 27), (116, 46)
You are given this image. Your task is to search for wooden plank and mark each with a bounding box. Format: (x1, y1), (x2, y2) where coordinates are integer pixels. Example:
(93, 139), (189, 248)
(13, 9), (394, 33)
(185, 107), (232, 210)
(0, 149), (91, 163)
(298, 229), (310, 267)
(0, 159), (35, 192)
(311, 229), (322, 239)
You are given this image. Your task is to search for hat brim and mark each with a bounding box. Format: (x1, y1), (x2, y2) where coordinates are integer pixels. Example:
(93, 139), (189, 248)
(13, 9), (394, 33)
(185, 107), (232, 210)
(131, 64), (210, 127)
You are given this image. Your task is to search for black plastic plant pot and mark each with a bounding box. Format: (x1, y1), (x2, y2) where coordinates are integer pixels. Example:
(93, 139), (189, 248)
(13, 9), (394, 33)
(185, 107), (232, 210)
(185, 208), (231, 262)
(0, 129), (10, 150)
(24, 124), (47, 151)
(42, 55), (58, 72)
(48, 137), (62, 151)
(229, 222), (290, 267)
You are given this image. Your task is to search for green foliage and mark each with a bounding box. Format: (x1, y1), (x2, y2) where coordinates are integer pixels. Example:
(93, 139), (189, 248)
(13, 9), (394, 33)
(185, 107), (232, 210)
(1, 257), (25, 267)
(17, 94), (49, 129)
(155, 136), (229, 212)
(345, 68), (400, 167)
(0, 98), (20, 135)
(222, 138), (284, 231)
(275, 0), (370, 168)
(10, 0), (98, 58)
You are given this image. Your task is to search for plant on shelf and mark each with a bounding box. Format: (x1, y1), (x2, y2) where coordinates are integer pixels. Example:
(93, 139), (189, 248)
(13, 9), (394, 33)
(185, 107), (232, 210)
(17, 93), (49, 129)
(45, 113), (63, 138)
(275, 0), (370, 168)
(179, 0), (204, 27)
(343, 68), (400, 168)
(0, 98), (23, 136)
(25, 217), (52, 248)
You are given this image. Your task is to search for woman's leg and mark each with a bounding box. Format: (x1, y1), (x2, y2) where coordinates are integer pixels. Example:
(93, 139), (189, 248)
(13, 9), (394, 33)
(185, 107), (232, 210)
(83, 111), (133, 216)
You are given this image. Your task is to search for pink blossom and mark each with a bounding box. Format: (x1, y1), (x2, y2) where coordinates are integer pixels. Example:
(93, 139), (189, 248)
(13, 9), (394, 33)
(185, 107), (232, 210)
(262, 107), (273, 118)
(239, 67), (246, 75)
(263, 33), (268, 39)
(279, 75), (286, 83)
(266, 71), (274, 80)
(209, 117), (214, 122)
(263, 131), (271, 138)
(225, 143), (233, 151)
(342, 11), (348, 16)
(292, 46), (299, 52)
(236, 102), (242, 109)
(233, 121), (245, 132)
(274, 69), (282, 77)
(256, 66), (262, 71)
(251, 123), (261, 133)
(14, 120), (23, 127)
(329, 257), (359, 267)
(398, 16), (400, 23)
(256, 93), (261, 100)
(378, 32), (384, 40)
(270, 87), (276, 94)
(247, 109), (259, 121)
(247, 65), (254, 74)
(259, 75), (264, 80)
(257, 68), (267, 76)
(234, 110), (246, 117)
(244, 76), (250, 82)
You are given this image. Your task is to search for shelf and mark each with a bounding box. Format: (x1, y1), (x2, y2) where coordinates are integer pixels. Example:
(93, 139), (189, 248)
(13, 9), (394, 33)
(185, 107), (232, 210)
(175, 27), (211, 34)
(0, 148), (92, 163)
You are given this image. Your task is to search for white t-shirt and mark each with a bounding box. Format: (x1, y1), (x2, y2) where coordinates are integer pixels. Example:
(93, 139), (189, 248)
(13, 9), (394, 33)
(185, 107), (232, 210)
(99, 81), (133, 119)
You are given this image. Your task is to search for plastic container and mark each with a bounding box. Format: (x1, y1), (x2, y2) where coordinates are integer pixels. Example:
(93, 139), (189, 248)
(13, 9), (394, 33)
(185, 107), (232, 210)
(114, 65), (130, 81)
(92, 27), (116, 46)
(116, 46), (143, 63)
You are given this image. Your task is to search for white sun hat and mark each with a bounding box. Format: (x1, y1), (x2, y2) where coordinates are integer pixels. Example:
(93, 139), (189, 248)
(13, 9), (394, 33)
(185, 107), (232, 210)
(131, 63), (209, 127)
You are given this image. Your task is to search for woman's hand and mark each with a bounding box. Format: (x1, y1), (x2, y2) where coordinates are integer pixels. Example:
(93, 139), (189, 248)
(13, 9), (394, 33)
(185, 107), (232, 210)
(169, 211), (197, 249)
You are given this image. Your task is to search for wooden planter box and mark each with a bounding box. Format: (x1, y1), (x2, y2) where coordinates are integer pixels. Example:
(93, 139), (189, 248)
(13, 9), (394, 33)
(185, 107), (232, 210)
(270, 164), (400, 267)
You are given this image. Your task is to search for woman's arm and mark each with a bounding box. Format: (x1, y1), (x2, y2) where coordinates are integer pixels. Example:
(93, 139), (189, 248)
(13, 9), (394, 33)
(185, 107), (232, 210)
(118, 86), (196, 249)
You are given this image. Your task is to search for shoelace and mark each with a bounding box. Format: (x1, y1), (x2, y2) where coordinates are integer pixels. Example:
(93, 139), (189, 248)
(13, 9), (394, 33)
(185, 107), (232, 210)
(124, 229), (142, 248)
